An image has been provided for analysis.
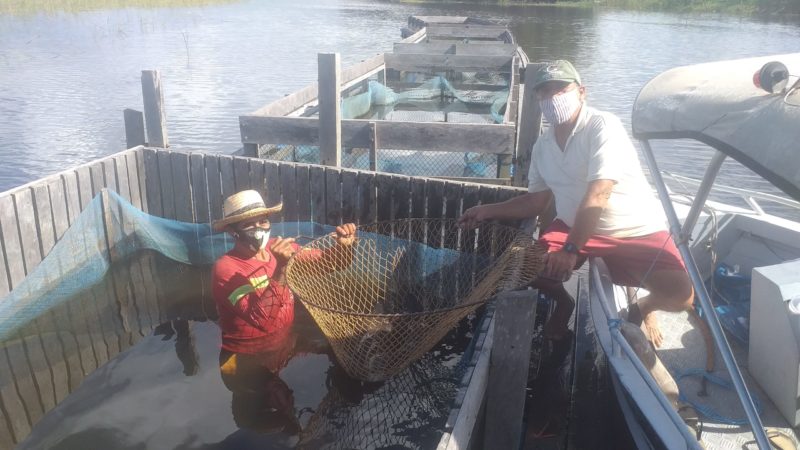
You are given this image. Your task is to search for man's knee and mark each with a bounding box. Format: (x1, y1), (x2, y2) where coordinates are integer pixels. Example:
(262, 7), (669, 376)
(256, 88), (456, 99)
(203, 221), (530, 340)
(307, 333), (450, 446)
(647, 270), (694, 311)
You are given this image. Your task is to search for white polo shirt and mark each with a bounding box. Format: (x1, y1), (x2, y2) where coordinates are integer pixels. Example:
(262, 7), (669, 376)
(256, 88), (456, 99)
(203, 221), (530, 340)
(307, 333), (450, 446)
(527, 105), (667, 238)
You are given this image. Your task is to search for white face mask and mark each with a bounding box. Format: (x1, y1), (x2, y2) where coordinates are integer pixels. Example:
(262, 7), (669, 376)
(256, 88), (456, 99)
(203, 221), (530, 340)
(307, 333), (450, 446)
(539, 88), (582, 125)
(239, 226), (271, 251)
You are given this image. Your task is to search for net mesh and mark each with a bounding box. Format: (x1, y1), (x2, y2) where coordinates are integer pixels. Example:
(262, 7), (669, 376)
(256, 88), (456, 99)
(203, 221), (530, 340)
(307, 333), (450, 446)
(286, 219), (546, 381)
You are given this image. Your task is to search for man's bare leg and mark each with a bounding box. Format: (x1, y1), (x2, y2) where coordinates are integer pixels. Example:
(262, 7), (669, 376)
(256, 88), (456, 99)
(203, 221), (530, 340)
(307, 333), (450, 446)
(634, 269), (694, 347)
(535, 279), (575, 340)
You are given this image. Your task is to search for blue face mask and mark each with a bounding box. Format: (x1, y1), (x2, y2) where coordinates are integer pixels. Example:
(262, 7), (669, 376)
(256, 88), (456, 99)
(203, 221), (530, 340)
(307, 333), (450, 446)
(539, 88), (582, 125)
(238, 226), (271, 251)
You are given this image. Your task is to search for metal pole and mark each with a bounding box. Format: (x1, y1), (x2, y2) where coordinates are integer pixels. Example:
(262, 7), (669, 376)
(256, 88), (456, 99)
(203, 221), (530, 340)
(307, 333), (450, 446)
(680, 150), (726, 241)
(640, 140), (771, 450)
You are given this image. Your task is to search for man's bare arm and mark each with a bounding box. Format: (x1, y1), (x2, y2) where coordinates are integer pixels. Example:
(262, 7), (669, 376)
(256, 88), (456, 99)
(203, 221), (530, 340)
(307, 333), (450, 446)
(459, 190), (552, 229)
(565, 179), (615, 249)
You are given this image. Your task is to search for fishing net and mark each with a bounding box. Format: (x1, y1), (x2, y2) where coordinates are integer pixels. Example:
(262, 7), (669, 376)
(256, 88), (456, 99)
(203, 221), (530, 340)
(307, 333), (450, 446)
(286, 219), (546, 381)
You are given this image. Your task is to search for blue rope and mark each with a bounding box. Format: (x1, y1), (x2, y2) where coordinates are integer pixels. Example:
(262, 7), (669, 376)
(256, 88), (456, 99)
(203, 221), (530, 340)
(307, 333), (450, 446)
(673, 367), (763, 426)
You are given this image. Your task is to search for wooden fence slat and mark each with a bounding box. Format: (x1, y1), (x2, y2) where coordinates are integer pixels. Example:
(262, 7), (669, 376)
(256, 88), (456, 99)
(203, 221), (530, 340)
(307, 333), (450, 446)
(325, 168), (342, 226)
(32, 184), (56, 259)
(0, 349), (31, 442)
(280, 165), (298, 223)
(356, 171), (374, 225)
(4, 343), (44, 426)
(61, 172), (82, 226)
(204, 154), (223, 223)
(248, 158), (267, 200)
(42, 303), (83, 393)
(460, 184), (481, 251)
(113, 155), (132, 203)
(233, 157), (251, 192)
(125, 151), (144, 211)
(74, 166), (93, 212)
(341, 170), (358, 224)
(12, 189), (42, 275)
(32, 324), (69, 406)
(376, 173), (392, 222)
(410, 178), (426, 220)
(102, 159), (119, 195)
(0, 230), (10, 297)
(170, 152), (193, 223)
(21, 334), (56, 413)
(443, 182), (463, 250)
(295, 165), (312, 222)
(426, 180), (446, 247)
(64, 297), (97, 378)
(0, 196), (25, 289)
(219, 155), (236, 206)
(89, 162), (106, 197)
(264, 161), (283, 223)
(83, 289), (110, 366)
(133, 149), (148, 213)
(309, 166), (326, 225)
(143, 149), (163, 217)
(47, 178), (69, 241)
(391, 176), (411, 222)
(190, 154), (210, 224)
(157, 151), (176, 220)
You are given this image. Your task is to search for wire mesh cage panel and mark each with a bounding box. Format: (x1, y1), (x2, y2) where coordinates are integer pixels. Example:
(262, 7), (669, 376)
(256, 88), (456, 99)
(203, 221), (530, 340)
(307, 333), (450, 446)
(286, 219), (545, 381)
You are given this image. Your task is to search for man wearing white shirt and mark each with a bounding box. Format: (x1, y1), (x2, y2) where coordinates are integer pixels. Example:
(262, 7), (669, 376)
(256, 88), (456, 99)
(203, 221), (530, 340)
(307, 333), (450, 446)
(459, 61), (693, 346)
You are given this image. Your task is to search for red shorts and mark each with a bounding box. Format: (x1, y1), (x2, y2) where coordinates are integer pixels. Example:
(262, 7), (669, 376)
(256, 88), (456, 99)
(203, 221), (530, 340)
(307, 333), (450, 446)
(539, 220), (687, 287)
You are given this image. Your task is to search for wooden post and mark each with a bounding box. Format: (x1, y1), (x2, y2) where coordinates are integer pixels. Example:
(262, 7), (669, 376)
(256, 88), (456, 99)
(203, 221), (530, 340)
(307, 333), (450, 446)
(123, 109), (146, 149)
(141, 70), (169, 148)
(496, 56), (519, 179)
(513, 63), (543, 187)
(483, 289), (538, 450)
(318, 53), (342, 167)
(368, 121), (378, 171)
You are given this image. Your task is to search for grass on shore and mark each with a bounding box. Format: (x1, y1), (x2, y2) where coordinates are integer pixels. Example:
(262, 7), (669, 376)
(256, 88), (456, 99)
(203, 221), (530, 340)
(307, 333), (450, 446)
(0, 0), (235, 15)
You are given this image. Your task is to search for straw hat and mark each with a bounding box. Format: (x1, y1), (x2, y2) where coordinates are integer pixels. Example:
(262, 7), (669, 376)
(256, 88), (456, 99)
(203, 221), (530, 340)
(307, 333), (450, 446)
(213, 190), (282, 231)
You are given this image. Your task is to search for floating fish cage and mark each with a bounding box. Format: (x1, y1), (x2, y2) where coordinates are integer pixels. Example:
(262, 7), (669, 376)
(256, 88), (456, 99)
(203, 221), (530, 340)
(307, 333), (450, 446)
(0, 146), (539, 449)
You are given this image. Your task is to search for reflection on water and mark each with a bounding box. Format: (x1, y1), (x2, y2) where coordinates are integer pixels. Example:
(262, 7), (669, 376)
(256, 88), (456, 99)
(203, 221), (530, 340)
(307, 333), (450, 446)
(2, 250), (467, 449)
(0, 0), (237, 16)
(1, 1), (799, 208)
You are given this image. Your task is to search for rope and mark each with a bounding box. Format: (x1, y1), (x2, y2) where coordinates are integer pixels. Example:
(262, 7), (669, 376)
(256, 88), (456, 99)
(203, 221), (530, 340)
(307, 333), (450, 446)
(673, 367), (763, 426)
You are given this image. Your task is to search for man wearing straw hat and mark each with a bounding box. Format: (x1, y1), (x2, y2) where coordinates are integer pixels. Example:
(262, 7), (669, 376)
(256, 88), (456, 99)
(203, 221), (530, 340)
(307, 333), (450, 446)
(458, 60), (693, 347)
(212, 189), (356, 355)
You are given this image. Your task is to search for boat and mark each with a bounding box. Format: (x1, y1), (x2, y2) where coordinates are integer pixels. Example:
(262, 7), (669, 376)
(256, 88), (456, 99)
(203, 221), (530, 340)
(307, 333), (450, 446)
(590, 54), (800, 449)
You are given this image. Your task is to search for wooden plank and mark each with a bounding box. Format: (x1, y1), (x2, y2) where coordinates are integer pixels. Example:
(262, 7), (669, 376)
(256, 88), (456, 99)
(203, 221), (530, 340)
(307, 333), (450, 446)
(75, 166), (93, 211)
(0, 196), (25, 289)
(484, 290), (537, 450)
(89, 161), (107, 197)
(204, 154), (223, 223)
(249, 158), (267, 204)
(169, 152), (193, 222)
(410, 178), (426, 219)
(35, 319), (73, 405)
(232, 156), (251, 192)
(325, 168), (342, 226)
(431, 176), (510, 186)
(252, 84), (318, 117)
(239, 116), (515, 154)
(113, 155), (132, 204)
(190, 153), (210, 223)
(426, 180), (446, 247)
(142, 149), (163, 216)
(0, 347), (30, 444)
(102, 159), (119, 194)
(368, 122), (378, 172)
(318, 53), (342, 167)
(133, 149), (148, 213)
(443, 182), (463, 250)
(356, 171), (375, 225)
(393, 42), (516, 56)
(295, 165), (312, 222)
(514, 64), (544, 187)
(340, 170), (359, 224)
(459, 184), (480, 251)
(124, 108), (146, 149)
(425, 24), (508, 40)
(309, 166), (326, 225)
(218, 155), (236, 204)
(125, 151), (144, 210)
(12, 189), (42, 275)
(264, 161), (283, 223)
(61, 171), (82, 225)
(42, 303), (83, 393)
(384, 53), (512, 73)
(340, 53), (385, 91)
(32, 184), (56, 258)
(4, 342), (44, 426)
(280, 165), (298, 222)
(21, 334), (56, 412)
(65, 295), (98, 379)
(141, 70), (169, 148)
(157, 151), (176, 220)
(376, 173), (392, 222)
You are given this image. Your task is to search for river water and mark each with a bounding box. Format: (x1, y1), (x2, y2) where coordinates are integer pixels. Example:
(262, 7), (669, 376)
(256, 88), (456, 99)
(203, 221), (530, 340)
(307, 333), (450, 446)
(0, 1), (798, 201)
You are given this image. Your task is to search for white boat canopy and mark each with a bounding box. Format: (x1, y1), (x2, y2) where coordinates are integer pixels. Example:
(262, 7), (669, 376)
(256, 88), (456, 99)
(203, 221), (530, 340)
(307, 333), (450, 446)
(632, 53), (800, 201)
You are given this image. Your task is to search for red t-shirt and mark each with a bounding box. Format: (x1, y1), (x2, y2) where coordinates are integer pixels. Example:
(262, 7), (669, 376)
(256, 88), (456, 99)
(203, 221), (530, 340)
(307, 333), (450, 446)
(212, 239), (302, 354)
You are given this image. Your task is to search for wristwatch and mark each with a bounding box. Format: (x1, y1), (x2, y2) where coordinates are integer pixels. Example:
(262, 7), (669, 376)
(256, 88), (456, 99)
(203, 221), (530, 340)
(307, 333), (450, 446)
(562, 242), (580, 255)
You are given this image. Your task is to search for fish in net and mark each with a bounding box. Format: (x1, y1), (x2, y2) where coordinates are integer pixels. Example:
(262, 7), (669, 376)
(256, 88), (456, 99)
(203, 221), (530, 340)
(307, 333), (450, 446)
(286, 219), (546, 382)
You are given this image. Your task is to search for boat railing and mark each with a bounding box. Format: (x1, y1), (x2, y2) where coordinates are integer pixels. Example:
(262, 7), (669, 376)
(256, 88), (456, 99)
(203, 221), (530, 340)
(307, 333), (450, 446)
(590, 261), (704, 450)
(662, 171), (800, 215)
